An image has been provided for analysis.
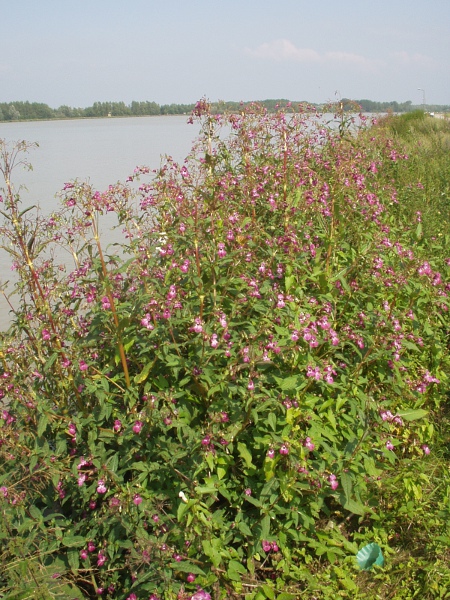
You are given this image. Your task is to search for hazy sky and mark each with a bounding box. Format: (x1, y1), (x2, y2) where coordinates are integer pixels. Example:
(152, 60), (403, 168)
(1, 0), (449, 107)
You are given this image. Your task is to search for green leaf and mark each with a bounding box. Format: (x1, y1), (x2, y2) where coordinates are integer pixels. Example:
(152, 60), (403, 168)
(237, 442), (254, 468)
(37, 414), (48, 437)
(260, 514), (271, 540)
(170, 561), (206, 576)
(29, 505), (42, 521)
(237, 521), (252, 537)
(279, 375), (301, 391)
(62, 535), (86, 547)
(107, 452), (119, 473)
(44, 352), (58, 372)
(285, 275), (295, 292)
(227, 559), (247, 581)
(344, 499), (366, 516)
(67, 549), (79, 574)
(268, 412), (277, 431)
(340, 472), (352, 502)
(396, 408), (428, 421)
(134, 361), (153, 384)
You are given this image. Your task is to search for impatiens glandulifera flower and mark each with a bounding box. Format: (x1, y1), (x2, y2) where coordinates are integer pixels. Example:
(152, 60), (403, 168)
(191, 590), (212, 600)
(96, 479), (107, 494)
(132, 420), (143, 434)
(304, 437), (315, 452)
(329, 474), (339, 490)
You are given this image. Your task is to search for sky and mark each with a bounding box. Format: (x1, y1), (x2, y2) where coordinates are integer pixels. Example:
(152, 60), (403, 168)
(1, 0), (449, 108)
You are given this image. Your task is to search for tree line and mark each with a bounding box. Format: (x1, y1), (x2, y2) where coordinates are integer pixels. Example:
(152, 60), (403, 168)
(0, 98), (448, 122)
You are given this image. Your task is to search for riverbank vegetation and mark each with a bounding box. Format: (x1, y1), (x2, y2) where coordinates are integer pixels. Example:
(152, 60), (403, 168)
(1, 98), (449, 122)
(0, 105), (449, 599)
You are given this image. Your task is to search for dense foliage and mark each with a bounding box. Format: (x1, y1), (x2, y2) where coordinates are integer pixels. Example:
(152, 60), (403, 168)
(0, 105), (449, 599)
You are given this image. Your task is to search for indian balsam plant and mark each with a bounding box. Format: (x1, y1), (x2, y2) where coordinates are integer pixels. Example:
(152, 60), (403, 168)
(0, 102), (449, 599)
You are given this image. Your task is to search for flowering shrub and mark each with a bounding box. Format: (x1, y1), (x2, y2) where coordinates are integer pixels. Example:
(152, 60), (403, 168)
(0, 103), (449, 599)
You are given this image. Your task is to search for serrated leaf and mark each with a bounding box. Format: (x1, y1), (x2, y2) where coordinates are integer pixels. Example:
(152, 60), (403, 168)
(237, 521), (252, 536)
(268, 413), (277, 431)
(29, 505), (42, 521)
(341, 472), (352, 502)
(279, 375), (301, 391)
(344, 499), (366, 516)
(396, 408), (428, 421)
(62, 535), (86, 547)
(237, 442), (254, 468)
(67, 549), (79, 574)
(134, 361), (153, 384)
(228, 560), (247, 581)
(37, 414), (48, 437)
(170, 561), (205, 575)
(260, 514), (271, 540)
(44, 352), (58, 373)
(261, 584), (276, 600)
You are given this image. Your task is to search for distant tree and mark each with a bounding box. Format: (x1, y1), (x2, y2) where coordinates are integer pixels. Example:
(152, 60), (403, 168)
(8, 105), (20, 120)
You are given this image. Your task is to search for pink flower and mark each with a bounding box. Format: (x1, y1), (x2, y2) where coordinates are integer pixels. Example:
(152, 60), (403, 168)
(329, 474), (339, 490)
(79, 360), (88, 372)
(279, 444), (289, 455)
(190, 318), (203, 333)
(87, 541), (96, 553)
(191, 590), (211, 600)
(80, 549), (88, 560)
(42, 329), (51, 341)
(386, 440), (394, 451)
(217, 242), (227, 258)
(304, 437), (315, 452)
(96, 479), (107, 494)
(140, 313), (154, 330)
(97, 551), (107, 567)
(422, 444), (430, 455)
(133, 494), (143, 505)
(186, 573), (196, 583)
(132, 420), (143, 434)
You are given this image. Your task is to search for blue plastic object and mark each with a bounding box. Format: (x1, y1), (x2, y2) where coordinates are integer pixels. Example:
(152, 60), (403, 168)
(356, 543), (385, 570)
